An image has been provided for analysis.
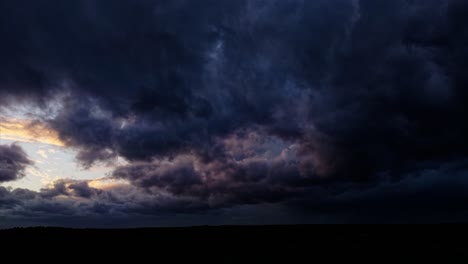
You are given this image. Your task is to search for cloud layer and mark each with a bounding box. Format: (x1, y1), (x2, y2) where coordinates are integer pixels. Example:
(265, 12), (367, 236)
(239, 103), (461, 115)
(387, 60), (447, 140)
(1, 0), (468, 225)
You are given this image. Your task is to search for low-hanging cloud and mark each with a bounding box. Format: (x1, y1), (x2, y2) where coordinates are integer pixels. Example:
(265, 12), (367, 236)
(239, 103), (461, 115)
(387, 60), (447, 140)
(0, 144), (33, 183)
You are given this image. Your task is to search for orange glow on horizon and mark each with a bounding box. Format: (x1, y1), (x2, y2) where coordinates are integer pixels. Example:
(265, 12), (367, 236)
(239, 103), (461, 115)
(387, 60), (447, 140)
(0, 119), (64, 147)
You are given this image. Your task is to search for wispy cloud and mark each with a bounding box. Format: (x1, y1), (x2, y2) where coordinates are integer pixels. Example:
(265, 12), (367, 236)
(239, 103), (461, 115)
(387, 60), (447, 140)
(0, 119), (64, 147)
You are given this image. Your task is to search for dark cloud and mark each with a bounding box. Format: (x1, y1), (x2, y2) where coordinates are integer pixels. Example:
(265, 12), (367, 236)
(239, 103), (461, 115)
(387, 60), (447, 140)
(1, 0), (468, 225)
(0, 144), (33, 183)
(290, 160), (468, 223)
(112, 151), (303, 207)
(39, 179), (103, 199)
(3, 160), (468, 227)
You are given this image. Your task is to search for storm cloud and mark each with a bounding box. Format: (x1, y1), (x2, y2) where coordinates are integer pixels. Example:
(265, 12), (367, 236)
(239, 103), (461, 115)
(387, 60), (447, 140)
(0, 144), (32, 183)
(1, 0), (468, 225)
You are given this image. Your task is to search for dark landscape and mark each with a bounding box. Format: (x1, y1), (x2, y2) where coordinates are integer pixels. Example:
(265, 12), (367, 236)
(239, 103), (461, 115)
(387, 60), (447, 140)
(2, 225), (468, 260)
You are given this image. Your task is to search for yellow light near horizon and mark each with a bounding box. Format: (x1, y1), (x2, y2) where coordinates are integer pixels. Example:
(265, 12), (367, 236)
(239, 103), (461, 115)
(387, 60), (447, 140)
(88, 178), (131, 190)
(0, 119), (65, 147)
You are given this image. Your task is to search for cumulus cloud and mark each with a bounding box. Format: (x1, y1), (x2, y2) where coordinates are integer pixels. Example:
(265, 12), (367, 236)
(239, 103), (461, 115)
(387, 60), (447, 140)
(0, 144), (33, 183)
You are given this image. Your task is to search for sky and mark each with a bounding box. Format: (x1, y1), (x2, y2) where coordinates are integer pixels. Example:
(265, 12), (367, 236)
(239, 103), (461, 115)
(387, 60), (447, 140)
(0, 0), (468, 227)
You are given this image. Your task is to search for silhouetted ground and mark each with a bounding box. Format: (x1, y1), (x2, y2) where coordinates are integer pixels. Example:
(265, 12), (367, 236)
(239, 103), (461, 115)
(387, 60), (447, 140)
(1, 225), (467, 261)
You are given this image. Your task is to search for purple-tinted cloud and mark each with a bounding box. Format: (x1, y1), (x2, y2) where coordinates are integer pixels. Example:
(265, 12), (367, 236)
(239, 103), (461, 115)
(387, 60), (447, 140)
(0, 144), (33, 183)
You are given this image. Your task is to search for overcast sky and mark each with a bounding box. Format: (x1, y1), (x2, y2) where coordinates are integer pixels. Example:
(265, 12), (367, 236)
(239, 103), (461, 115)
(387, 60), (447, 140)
(1, 0), (468, 227)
